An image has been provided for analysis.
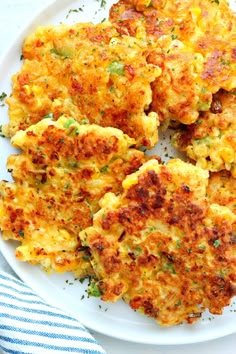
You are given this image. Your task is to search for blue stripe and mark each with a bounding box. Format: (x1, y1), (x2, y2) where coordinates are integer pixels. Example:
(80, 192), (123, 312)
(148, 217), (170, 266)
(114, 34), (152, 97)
(0, 336), (104, 354)
(0, 344), (32, 354)
(0, 302), (80, 322)
(0, 313), (87, 332)
(0, 281), (39, 298)
(0, 324), (96, 344)
(0, 290), (56, 308)
(0, 273), (34, 293)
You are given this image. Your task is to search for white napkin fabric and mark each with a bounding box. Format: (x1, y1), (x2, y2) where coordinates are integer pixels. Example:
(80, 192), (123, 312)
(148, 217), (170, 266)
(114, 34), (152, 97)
(0, 271), (106, 354)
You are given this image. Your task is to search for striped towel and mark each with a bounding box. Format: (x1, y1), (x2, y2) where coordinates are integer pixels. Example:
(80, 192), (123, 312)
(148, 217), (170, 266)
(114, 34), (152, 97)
(0, 271), (106, 354)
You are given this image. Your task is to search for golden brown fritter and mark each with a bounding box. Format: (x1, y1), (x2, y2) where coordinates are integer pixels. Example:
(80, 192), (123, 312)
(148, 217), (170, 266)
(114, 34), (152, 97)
(3, 21), (161, 147)
(80, 159), (236, 326)
(109, 0), (236, 124)
(0, 116), (146, 277)
(207, 170), (236, 215)
(172, 90), (236, 176)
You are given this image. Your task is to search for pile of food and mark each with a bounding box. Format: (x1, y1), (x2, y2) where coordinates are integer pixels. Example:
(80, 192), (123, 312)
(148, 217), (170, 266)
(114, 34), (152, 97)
(0, 0), (235, 327)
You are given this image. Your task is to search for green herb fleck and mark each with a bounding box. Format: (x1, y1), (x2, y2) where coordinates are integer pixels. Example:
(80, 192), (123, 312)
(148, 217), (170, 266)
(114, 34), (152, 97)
(82, 255), (90, 261)
(134, 246), (142, 256)
(50, 47), (73, 59)
(18, 230), (24, 238)
(66, 8), (83, 19)
(108, 61), (124, 76)
(109, 86), (115, 93)
(0, 92), (7, 101)
(176, 240), (181, 248)
(80, 118), (90, 125)
(99, 0), (107, 9)
(88, 281), (103, 297)
(171, 34), (178, 40)
(174, 299), (182, 307)
(64, 118), (77, 129)
(0, 125), (5, 138)
(165, 262), (176, 274)
(100, 165), (108, 173)
(43, 113), (54, 119)
(213, 239), (221, 248)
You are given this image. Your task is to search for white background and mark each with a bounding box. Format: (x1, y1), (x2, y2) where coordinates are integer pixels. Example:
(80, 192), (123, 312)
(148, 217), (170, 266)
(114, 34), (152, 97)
(0, 1), (236, 353)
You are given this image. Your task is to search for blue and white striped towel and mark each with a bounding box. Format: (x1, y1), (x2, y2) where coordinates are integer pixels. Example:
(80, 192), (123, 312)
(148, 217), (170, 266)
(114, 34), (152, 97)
(0, 271), (106, 354)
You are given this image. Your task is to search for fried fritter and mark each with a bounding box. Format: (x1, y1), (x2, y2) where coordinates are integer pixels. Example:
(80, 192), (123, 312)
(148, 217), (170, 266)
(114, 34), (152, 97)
(0, 116), (145, 277)
(172, 90), (236, 176)
(80, 159), (236, 326)
(109, 0), (236, 124)
(207, 170), (236, 215)
(3, 21), (161, 147)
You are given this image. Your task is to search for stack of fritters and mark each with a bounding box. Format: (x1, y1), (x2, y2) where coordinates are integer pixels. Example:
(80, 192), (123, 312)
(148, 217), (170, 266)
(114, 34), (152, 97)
(3, 22), (160, 148)
(109, 0), (236, 124)
(0, 0), (236, 327)
(80, 159), (236, 326)
(172, 90), (236, 175)
(0, 116), (145, 277)
(207, 170), (236, 215)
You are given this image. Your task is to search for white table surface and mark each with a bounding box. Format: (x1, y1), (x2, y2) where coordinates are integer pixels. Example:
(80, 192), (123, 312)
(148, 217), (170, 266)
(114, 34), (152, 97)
(0, 1), (236, 353)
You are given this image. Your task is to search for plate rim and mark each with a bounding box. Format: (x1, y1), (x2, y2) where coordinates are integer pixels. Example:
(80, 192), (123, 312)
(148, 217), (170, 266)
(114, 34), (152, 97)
(0, 0), (236, 345)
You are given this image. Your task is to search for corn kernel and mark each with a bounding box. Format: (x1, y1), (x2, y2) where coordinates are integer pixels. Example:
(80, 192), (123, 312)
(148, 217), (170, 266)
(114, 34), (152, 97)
(135, 0), (152, 11)
(196, 157), (208, 170)
(23, 85), (31, 95)
(58, 229), (70, 241)
(231, 165), (236, 178)
(190, 7), (202, 21)
(32, 85), (43, 96)
(122, 173), (138, 190)
(219, 147), (234, 163)
(192, 144), (208, 158)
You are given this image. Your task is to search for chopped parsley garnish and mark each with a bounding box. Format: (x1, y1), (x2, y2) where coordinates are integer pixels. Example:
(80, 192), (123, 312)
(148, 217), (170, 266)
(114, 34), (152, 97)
(43, 113), (54, 119)
(171, 34), (178, 40)
(0, 125), (5, 138)
(80, 118), (90, 125)
(96, 0), (107, 9)
(66, 8), (84, 19)
(108, 61), (124, 76)
(109, 86), (115, 93)
(82, 255), (90, 261)
(0, 92), (7, 101)
(134, 246), (142, 256)
(63, 118), (77, 129)
(176, 240), (181, 248)
(88, 280), (103, 297)
(50, 47), (73, 59)
(174, 299), (182, 307)
(213, 239), (221, 248)
(100, 165), (108, 173)
(166, 262), (176, 274)
(18, 230), (24, 238)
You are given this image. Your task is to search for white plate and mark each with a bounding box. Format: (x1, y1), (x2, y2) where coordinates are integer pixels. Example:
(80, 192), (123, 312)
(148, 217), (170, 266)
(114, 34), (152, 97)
(0, 0), (236, 345)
